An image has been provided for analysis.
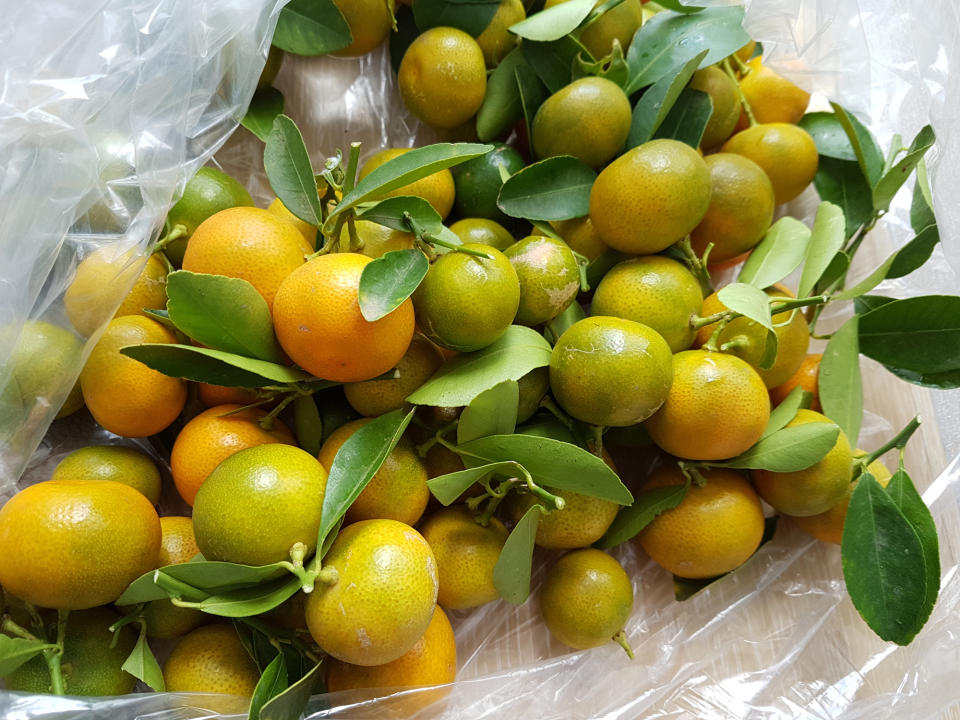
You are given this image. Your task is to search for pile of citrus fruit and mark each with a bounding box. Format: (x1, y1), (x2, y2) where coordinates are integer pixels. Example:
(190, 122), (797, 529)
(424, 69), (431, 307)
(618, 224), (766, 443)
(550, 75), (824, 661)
(1, 0), (950, 715)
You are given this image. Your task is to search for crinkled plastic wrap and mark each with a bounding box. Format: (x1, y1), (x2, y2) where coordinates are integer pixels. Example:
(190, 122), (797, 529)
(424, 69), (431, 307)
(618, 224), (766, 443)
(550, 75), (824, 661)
(3, 0), (960, 718)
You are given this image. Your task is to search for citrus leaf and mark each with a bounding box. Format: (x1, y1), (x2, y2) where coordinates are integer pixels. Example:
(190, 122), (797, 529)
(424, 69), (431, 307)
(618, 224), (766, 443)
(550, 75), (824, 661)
(819, 316), (862, 444)
(655, 0), (705, 12)
(0, 636), (56, 677)
(628, 49), (707, 149)
(651, 87), (712, 148)
(842, 474), (928, 645)
(294, 395), (323, 456)
(116, 560), (292, 605)
(272, 0), (352, 56)
(249, 653), (289, 720)
(477, 47), (526, 141)
(544, 301), (587, 345)
(428, 461), (525, 506)
(717, 282), (773, 330)
(829, 102), (884, 186)
(854, 294), (896, 315)
(358, 249), (428, 322)
(509, 0), (594, 41)
(242, 87), (285, 143)
(910, 159), (936, 234)
(595, 483), (688, 549)
(872, 125), (936, 212)
(407, 325), (552, 406)
(737, 217), (812, 289)
(522, 36), (590, 94)
(858, 295), (960, 374)
(883, 365), (960, 390)
(719, 422), (840, 471)
(121, 624), (165, 692)
(412, 0), (500, 36)
(813, 157), (874, 239)
(814, 251), (850, 294)
(497, 156), (596, 221)
(798, 202), (845, 299)
(762, 386), (810, 438)
(798, 112), (857, 161)
(195, 576), (301, 618)
(515, 62), (549, 144)
(357, 195), (442, 235)
(458, 380), (520, 445)
(493, 504), (542, 604)
(832, 224), (940, 301)
(165, 271), (284, 363)
(260, 661), (325, 720)
(264, 115), (322, 227)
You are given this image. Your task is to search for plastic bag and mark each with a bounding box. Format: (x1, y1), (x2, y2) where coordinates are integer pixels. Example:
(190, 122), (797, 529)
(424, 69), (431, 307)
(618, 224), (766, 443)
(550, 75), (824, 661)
(3, 0), (960, 718)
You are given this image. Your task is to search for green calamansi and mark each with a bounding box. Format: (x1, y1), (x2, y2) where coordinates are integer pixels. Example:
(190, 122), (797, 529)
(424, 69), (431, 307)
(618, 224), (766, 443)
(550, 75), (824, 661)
(504, 235), (581, 327)
(451, 143), (525, 222)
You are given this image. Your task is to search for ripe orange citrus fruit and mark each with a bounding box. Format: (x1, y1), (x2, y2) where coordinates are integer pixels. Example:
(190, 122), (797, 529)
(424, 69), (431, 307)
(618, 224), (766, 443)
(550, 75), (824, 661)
(344, 334), (443, 417)
(721, 123), (818, 205)
(770, 353), (822, 410)
(509, 488), (620, 549)
(145, 516), (206, 639)
(739, 58), (811, 124)
(689, 66), (741, 149)
(196, 383), (261, 408)
(163, 624), (259, 696)
(331, 0), (396, 57)
(476, 0), (525, 67)
(550, 216), (609, 261)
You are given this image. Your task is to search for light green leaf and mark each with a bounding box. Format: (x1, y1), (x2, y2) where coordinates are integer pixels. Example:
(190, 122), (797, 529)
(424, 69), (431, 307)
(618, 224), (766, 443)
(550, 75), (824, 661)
(798, 202), (845, 298)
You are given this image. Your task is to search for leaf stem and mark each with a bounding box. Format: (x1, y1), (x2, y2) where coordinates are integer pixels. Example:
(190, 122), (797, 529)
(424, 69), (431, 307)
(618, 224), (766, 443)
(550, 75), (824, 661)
(861, 416), (922, 467)
(415, 420), (459, 457)
(343, 142), (362, 196)
(259, 393), (298, 431)
(589, 425), (605, 458)
(1, 616), (41, 641)
(722, 58), (757, 127)
(702, 318), (728, 353)
(675, 236), (713, 296)
(424, 232), (492, 258)
(44, 610), (69, 695)
(154, 223), (187, 253)
(155, 571), (210, 603)
(612, 629), (635, 660)
(692, 295), (829, 332)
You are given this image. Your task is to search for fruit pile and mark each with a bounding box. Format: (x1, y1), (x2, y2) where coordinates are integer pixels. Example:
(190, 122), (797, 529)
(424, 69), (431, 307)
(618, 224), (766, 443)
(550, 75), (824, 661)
(1, 1), (954, 717)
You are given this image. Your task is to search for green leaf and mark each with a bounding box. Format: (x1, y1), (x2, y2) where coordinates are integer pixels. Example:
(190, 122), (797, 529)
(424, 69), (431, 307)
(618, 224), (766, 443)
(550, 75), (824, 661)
(813, 157), (874, 239)
(317, 408), (416, 548)
(841, 474), (928, 645)
(814, 251), (850, 295)
(515, 62), (550, 144)
(335, 143), (492, 216)
(264, 115), (322, 227)
(858, 295), (960, 374)
(594, 483), (688, 549)
(196, 576), (301, 618)
(509, 0), (595, 41)
(412, 0), (500, 36)
(573, 40), (629, 88)
(456, 434), (633, 504)
(833, 224), (940, 301)
(762, 386), (809, 438)
(883, 364), (960, 390)
(493, 504), (542, 604)
(585, 249), (629, 289)
(497, 156), (596, 221)
(544, 301), (587, 344)
(651, 88), (712, 148)
(717, 283), (773, 330)
(116, 560), (292, 605)
(854, 294), (896, 314)
(829, 103), (884, 187)
(428, 461), (525, 505)
(818, 316), (862, 444)
(249, 653), (289, 720)
(358, 249), (428, 322)
(120, 343), (312, 388)
(798, 202), (845, 299)
(476, 48), (526, 141)
(121, 625), (165, 692)
(872, 125), (936, 212)
(797, 112), (857, 161)
(260, 661), (325, 720)
(737, 217), (812, 289)
(407, 325), (553, 406)
(627, 49), (708, 149)
(624, 6), (750, 94)
(293, 395), (323, 456)
(165, 271), (283, 362)
(720, 423), (840, 471)
(458, 380), (520, 445)
(242, 87), (285, 142)
(0, 635), (56, 677)
(655, 0), (705, 12)
(522, 36), (590, 93)
(272, 0), (352, 56)
(358, 196), (443, 235)
(910, 159), (936, 234)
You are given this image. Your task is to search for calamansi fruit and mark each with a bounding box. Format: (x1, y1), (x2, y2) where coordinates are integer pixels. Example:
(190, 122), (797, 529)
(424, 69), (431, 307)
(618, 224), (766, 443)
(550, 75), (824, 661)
(8, 321), (82, 414)
(550, 216), (609, 261)
(79, 316), (186, 438)
(476, 0), (525, 67)
(192, 444), (327, 566)
(589, 139), (712, 255)
(359, 149), (456, 220)
(144, 516), (206, 639)
(753, 409), (853, 517)
(420, 506), (509, 610)
(163, 624), (259, 696)
(532, 77), (632, 169)
(331, 0), (396, 57)
(0, 479), (160, 609)
(347, 219), (416, 259)
(739, 58), (811, 125)
(637, 465), (765, 578)
(689, 66), (741, 149)
(645, 350), (770, 461)
(450, 143), (524, 222)
(545, 0), (644, 59)
(398, 28), (487, 129)
(517, 367), (550, 423)
(273, 252), (415, 382)
(539, 549), (633, 651)
(344, 334), (443, 417)
(413, 243), (520, 352)
(505, 235), (581, 326)
(196, 383), (261, 408)
(591, 256), (703, 352)
(508, 488), (619, 550)
(770, 353), (822, 410)
(449, 218), (515, 250)
(305, 519), (439, 666)
(51, 445), (162, 505)
(268, 197), (318, 248)
(550, 316), (673, 426)
(721, 123), (818, 204)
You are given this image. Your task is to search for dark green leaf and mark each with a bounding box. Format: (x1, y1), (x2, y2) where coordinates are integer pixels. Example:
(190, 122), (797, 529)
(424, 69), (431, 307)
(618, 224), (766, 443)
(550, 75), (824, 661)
(720, 423), (840, 471)
(121, 625), (165, 691)
(813, 157), (874, 239)
(910, 159), (936, 234)
(798, 112), (857, 161)
(116, 560), (292, 605)
(196, 576), (301, 618)
(585, 249), (629, 289)
(264, 115), (322, 227)
(883, 365), (960, 390)
(458, 380), (520, 445)
(294, 395), (323, 456)
(717, 283), (773, 330)
(819, 316), (862, 444)
(651, 87), (712, 148)
(260, 661), (325, 720)
(627, 50), (708, 149)
(842, 474), (928, 645)
(358, 195), (442, 235)
(595, 483), (687, 549)
(798, 202), (845, 299)
(493, 504), (542, 603)
(829, 103), (884, 186)
(412, 0), (500, 36)
(858, 295), (960, 374)
(515, 63), (550, 144)
(242, 87), (285, 142)
(272, 0), (352, 55)
(249, 653), (289, 720)
(428, 461), (525, 505)
(510, 0), (594, 41)
(813, 251), (850, 294)
(888, 223), (940, 279)
(854, 294), (896, 315)
(763, 386), (809, 438)
(476, 47), (526, 141)
(358, 249), (429, 322)
(497, 156), (596, 221)
(873, 125), (936, 212)
(573, 41), (629, 88)
(0, 636), (56, 677)
(390, 5), (420, 73)
(522, 36), (589, 93)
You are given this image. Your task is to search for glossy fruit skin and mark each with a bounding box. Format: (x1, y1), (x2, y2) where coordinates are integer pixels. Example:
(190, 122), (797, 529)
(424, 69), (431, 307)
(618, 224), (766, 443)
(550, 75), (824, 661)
(539, 549), (633, 650)
(770, 353), (822, 411)
(273, 252), (415, 382)
(591, 256), (703, 352)
(450, 144), (524, 222)
(331, 0), (396, 57)
(449, 218), (516, 250)
(318, 420), (430, 527)
(545, 0), (644, 59)
(413, 243), (520, 352)
(476, 0), (525, 67)
(182, 206), (310, 311)
(305, 519), (439, 666)
(421, 506), (509, 609)
(80, 316), (187, 438)
(753, 409), (853, 517)
(0, 479), (160, 609)
(9, 321), (82, 413)
(348, 219), (416, 259)
(192, 444), (327, 566)
(690, 67), (741, 149)
(550, 316), (673, 427)
(740, 57), (811, 125)
(516, 366), (550, 423)
(165, 166), (254, 266)
(689, 153), (775, 263)
(721, 123), (819, 205)
(589, 139), (712, 255)
(398, 28), (487, 129)
(51, 445), (162, 505)
(145, 516), (206, 639)
(170, 404), (296, 506)
(638, 466), (765, 579)
(509, 488), (619, 550)
(163, 624), (260, 696)
(268, 197), (317, 248)
(359, 149), (456, 220)
(645, 350), (770, 461)
(505, 235), (581, 326)
(5, 607), (137, 695)
(345, 335), (443, 417)
(550, 216), (609, 261)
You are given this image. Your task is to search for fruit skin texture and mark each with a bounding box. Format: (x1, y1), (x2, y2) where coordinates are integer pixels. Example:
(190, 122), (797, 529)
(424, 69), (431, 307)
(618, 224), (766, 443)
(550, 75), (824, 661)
(689, 66), (740, 149)
(591, 256), (703, 352)
(539, 549), (633, 650)
(163, 624), (259, 696)
(4, 607), (137, 695)
(359, 149), (456, 220)
(449, 218), (516, 250)
(722, 123), (819, 205)
(268, 197), (318, 247)
(420, 506), (509, 609)
(476, 0), (525, 67)
(273, 252), (415, 382)
(550, 216), (609, 261)
(344, 334), (443, 418)
(509, 488), (619, 550)
(753, 409), (853, 517)
(689, 153), (775, 263)
(170, 404), (296, 506)
(51, 445), (162, 505)
(638, 466), (765, 579)
(645, 350), (770, 461)
(331, 0), (395, 57)
(450, 144), (525, 222)
(532, 77), (632, 169)
(192, 444), (327, 566)
(504, 235), (581, 326)
(347, 219), (416, 259)
(305, 519), (439, 666)
(182, 206), (310, 311)
(770, 353), (822, 411)
(145, 516), (206, 639)
(740, 57), (811, 125)
(318, 419), (430, 527)
(0, 479), (160, 609)
(550, 316), (673, 427)
(545, 0), (644, 59)
(197, 383), (261, 408)
(9, 321), (82, 410)
(80, 315), (187, 438)
(413, 243), (520, 352)
(398, 28), (487, 129)
(590, 139), (712, 255)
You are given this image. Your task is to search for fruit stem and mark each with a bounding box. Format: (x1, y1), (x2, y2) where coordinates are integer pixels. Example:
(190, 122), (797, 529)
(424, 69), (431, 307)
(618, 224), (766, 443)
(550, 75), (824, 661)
(719, 335), (749, 353)
(1, 616), (41, 642)
(259, 393), (298, 431)
(861, 416), (922, 467)
(730, 52), (751, 77)
(154, 223), (187, 253)
(722, 58), (757, 128)
(477, 494), (505, 526)
(612, 629), (635, 660)
(44, 610), (69, 695)
(589, 425), (605, 458)
(155, 571), (210, 603)
(315, 566), (339, 587)
(693, 295), (829, 333)
(538, 396), (589, 449)
(701, 318), (728, 353)
(424, 233), (493, 259)
(415, 420), (459, 457)
(675, 236), (713, 296)
(343, 142), (362, 196)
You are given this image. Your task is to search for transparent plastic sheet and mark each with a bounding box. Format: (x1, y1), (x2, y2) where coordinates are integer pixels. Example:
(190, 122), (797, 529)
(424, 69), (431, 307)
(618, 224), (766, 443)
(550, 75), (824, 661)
(4, 1), (960, 719)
